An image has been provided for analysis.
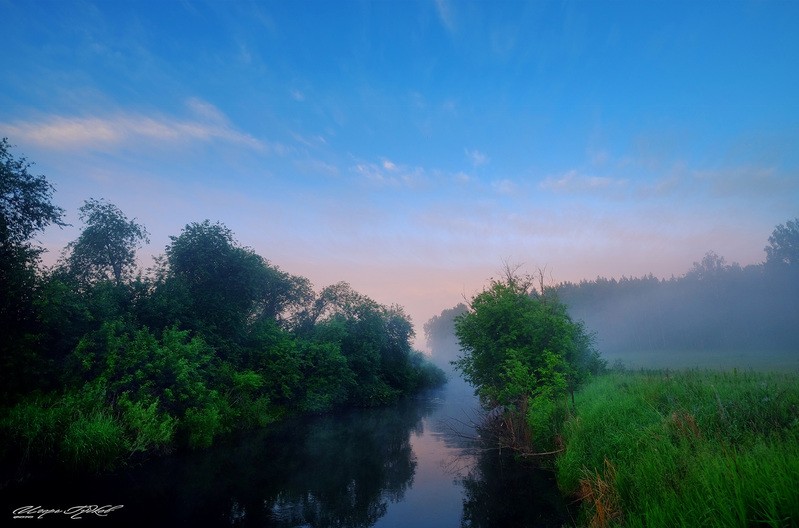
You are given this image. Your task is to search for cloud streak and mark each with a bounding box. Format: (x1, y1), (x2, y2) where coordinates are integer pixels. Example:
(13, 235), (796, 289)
(0, 99), (270, 153)
(352, 158), (429, 189)
(540, 170), (628, 194)
(434, 0), (456, 34)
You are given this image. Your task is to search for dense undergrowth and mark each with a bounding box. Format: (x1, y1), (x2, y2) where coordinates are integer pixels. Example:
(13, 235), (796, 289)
(556, 370), (799, 527)
(1, 140), (445, 477)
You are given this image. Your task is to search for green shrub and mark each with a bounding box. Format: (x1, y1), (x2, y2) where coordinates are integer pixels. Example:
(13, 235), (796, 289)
(117, 393), (175, 455)
(182, 404), (222, 450)
(526, 395), (569, 453)
(61, 410), (126, 472)
(1, 394), (67, 461)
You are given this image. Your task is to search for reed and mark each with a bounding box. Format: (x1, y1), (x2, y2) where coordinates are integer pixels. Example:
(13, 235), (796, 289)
(557, 370), (799, 527)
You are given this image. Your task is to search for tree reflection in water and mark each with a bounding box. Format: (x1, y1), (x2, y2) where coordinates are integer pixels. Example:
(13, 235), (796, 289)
(1, 383), (569, 527)
(459, 445), (572, 528)
(103, 395), (439, 527)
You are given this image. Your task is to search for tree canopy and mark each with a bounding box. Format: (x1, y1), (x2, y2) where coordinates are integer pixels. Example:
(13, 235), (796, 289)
(453, 267), (603, 452)
(454, 270), (602, 410)
(1, 139), (66, 399)
(0, 138), (65, 250)
(63, 198), (149, 286)
(0, 144), (444, 472)
(765, 218), (799, 268)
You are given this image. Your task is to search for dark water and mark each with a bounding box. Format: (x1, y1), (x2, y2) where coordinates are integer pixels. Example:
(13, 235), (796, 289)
(1, 379), (570, 527)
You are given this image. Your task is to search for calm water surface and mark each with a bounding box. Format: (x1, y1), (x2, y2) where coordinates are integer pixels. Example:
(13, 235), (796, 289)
(2, 378), (570, 527)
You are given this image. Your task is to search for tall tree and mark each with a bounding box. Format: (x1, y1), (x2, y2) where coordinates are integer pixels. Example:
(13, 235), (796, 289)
(0, 138), (66, 401)
(765, 218), (799, 267)
(161, 220), (311, 342)
(0, 138), (66, 250)
(63, 198), (149, 286)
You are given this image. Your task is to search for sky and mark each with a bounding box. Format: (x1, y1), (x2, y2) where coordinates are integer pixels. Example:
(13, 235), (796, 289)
(1, 0), (797, 349)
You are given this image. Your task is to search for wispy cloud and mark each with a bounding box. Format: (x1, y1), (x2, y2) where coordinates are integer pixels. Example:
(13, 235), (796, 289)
(290, 89), (305, 102)
(465, 148), (489, 167)
(294, 159), (340, 176)
(434, 0), (456, 33)
(540, 170), (627, 193)
(492, 179), (517, 195)
(0, 98), (272, 152)
(353, 158), (427, 189)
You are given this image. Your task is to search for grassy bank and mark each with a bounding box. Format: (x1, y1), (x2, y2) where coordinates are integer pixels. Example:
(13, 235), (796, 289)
(556, 370), (799, 527)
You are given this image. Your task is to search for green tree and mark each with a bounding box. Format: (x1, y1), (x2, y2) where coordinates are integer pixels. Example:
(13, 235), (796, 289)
(62, 198), (149, 286)
(765, 217), (799, 267)
(307, 282), (435, 406)
(160, 220), (311, 345)
(454, 268), (602, 448)
(0, 138), (66, 249)
(0, 138), (66, 401)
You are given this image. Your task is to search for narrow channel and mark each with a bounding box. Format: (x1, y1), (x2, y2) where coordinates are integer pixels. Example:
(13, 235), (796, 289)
(2, 377), (570, 527)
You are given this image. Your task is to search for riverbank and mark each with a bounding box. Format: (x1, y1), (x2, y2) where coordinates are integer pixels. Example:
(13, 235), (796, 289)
(555, 370), (799, 527)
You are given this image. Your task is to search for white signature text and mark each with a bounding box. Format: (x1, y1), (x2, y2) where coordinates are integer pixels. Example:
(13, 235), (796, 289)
(12, 505), (124, 520)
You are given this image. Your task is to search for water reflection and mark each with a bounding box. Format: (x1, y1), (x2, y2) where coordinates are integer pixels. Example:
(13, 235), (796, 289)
(1, 379), (569, 527)
(460, 448), (571, 528)
(124, 395), (438, 527)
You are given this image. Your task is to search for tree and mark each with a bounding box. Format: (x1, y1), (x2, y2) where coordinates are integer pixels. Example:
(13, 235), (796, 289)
(686, 251), (729, 281)
(162, 220), (256, 340)
(305, 282), (435, 406)
(0, 138), (66, 250)
(63, 198), (149, 286)
(1, 138), (66, 401)
(454, 268), (602, 450)
(765, 218), (799, 267)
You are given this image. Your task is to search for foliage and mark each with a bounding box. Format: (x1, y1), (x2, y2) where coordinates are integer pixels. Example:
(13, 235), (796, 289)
(0, 141), (446, 474)
(160, 220), (312, 344)
(295, 340), (353, 413)
(2, 218), (444, 474)
(453, 268), (603, 454)
(0, 139), (66, 403)
(557, 371), (799, 527)
(62, 198), (149, 286)
(454, 270), (602, 410)
(765, 217), (799, 267)
(0, 137), (66, 249)
(556, 249), (799, 367)
(423, 303), (468, 368)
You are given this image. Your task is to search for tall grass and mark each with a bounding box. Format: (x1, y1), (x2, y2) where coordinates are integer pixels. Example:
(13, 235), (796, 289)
(557, 370), (799, 527)
(1, 383), (176, 473)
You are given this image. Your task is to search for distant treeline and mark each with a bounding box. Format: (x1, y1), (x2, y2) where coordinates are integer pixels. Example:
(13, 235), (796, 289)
(557, 244), (799, 364)
(0, 139), (444, 473)
(427, 220), (799, 369)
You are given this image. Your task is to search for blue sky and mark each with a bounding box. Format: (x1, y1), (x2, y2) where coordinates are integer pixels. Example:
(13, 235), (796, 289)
(2, 0), (797, 347)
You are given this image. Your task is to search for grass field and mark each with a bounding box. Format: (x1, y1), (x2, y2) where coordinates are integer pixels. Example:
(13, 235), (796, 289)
(556, 369), (799, 527)
(601, 349), (799, 372)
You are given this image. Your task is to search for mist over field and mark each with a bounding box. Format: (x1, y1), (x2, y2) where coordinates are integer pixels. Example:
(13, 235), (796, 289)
(426, 225), (799, 372)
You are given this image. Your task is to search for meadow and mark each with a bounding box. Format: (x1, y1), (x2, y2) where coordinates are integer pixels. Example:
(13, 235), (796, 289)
(556, 369), (799, 527)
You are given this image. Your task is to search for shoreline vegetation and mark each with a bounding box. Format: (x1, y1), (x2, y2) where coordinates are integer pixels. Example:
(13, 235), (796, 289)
(443, 246), (798, 526)
(1, 139), (446, 481)
(556, 369), (799, 527)
(3, 139), (799, 525)
(427, 218), (799, 526)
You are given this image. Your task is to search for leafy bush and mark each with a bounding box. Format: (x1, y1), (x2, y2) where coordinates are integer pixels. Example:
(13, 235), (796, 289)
(117, 393), (175, 455)
(61, 410), (126, 472)
(182, 403), (223, 450)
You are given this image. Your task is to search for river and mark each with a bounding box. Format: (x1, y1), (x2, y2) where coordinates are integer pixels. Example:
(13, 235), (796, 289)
(2, 377), (570, 527)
